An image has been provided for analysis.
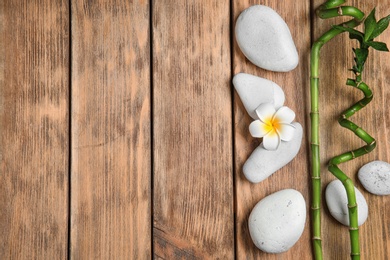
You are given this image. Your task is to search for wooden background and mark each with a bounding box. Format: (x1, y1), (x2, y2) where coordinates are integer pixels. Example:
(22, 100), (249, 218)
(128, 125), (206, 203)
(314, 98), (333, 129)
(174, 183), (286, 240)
(1, 0), (389, 259)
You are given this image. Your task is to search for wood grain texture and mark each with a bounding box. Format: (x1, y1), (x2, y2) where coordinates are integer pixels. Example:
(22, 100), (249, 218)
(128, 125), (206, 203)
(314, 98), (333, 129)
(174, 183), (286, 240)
(70, 0), (151, 258)
(0, 1), (69, 259)
(152, 1), (234, 258)
(2, 0), (389, 258)
(232, 0), (312, 259)
(312, 0), (390, 259)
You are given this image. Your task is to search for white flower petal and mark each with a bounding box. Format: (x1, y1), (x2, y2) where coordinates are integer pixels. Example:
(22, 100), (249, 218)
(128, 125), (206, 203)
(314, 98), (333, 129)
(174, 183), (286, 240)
(255, 103), (276, 123)
(273, 106), (295, 124)
(262, 129), (281, 151)
(277, 123), (296, 141)
(249, 120), (271, 138)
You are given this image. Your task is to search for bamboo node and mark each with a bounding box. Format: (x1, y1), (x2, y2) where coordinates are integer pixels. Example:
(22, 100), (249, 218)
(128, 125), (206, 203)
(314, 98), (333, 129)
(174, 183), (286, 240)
(311, 206), (320, 210)
(342, 178), (350, 185)
(348, 203), (357, 209)
(338, 6), (343, 16)
(351, 253), (361, 256)
(312, 176), (321, 180)
(354, 127), (363, 136)
(349, 227), (359, 231)
(311, 142), (320, 146)
(351, 151), (356, 159)
(312, 236), (322, 241)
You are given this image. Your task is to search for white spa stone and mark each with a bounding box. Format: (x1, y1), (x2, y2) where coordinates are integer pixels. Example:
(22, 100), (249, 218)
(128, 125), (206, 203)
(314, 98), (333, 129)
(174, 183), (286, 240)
(243, 122), (302, 183)
(233, 73), (285, 119)
(325, 180), (368, 226)
(248, 189), (306, 253)
(358, 160), (390, 195)
(235, 5), (299, 72)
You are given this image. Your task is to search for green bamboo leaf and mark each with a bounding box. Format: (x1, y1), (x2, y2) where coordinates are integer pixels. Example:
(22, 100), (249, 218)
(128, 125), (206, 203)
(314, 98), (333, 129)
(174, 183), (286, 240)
(366, 41), (389, 51)
(354, 48), (369, 73)
(364, 8), (377, 42)
(370, 14), (390, 40)
(354, 48), (368, 61)
(349, 33), (363, 43)
(333, 25), (364, 43)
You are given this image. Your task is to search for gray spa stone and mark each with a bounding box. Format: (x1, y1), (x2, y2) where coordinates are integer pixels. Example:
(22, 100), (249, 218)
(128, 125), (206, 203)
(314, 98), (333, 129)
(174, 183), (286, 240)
(243, 122), (302, 183)
(235, 5), (299, 72)
(248, 189), (306, 253)
(358, 160), (390, 195)
(325, 179), (368, 226)
(233, 73), (285, 119)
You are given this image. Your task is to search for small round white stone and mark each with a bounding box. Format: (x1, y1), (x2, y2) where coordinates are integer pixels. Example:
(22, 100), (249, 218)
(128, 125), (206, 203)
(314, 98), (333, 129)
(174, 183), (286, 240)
(325, 180), (368, 226)
(358, 160), (390, 195)
(235, 5), (299, 72)
(248, 189), (306, 253)
(233, 73), (285, 119)
(243, 122), (302, 183)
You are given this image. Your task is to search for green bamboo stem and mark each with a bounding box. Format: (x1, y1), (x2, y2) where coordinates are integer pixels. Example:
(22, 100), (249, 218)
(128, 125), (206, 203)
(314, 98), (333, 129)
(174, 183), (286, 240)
(328, 79), (376, 260)
(310, 1), (364, 259)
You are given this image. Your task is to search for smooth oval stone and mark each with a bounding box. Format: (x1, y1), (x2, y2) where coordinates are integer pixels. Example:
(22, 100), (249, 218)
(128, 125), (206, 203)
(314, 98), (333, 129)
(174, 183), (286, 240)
(243, 122), (302, 183)
(235, 5), (298, 72)
(358, 161), (390, 195)
(249, 189), (306, 253)
(233, 73), (285, 119)
(325, 179), (368, 226)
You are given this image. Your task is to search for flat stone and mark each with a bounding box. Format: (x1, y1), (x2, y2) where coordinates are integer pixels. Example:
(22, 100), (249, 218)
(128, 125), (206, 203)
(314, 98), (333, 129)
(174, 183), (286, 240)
(325, 179), (368, 226)
(358, 160), (390, 195)
(243, 122), (302, 183)
(233, 73), (285, 119)
(235, 5), (298, 72)
(248, 189), (306, 253)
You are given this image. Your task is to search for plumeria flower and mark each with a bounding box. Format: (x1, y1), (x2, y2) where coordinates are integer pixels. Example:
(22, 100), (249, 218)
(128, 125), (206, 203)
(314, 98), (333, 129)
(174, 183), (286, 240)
(249, 103), (296, 151)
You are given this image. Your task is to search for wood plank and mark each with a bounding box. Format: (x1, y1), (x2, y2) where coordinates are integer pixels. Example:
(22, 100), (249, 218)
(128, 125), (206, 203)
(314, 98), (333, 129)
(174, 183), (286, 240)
(152, 1), (234, 258)
(70, 0), (151, 258)
(232, 0), (312, 259)
(312, 0), (390, 259)
(0, 1), (69, 259)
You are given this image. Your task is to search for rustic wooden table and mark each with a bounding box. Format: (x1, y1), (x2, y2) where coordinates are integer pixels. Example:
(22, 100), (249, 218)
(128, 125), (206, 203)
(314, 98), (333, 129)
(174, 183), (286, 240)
(1, 0), (389, 259)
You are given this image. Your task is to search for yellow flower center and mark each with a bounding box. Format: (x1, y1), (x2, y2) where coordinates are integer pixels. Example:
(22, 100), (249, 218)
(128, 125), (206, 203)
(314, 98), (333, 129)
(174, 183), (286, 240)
(262, 117), (281, 136)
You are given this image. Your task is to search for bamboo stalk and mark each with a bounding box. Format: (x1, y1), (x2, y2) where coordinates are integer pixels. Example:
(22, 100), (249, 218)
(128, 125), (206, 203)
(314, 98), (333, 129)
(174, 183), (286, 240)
(310, 1), (364, 259)
(328, 79), (375, 260)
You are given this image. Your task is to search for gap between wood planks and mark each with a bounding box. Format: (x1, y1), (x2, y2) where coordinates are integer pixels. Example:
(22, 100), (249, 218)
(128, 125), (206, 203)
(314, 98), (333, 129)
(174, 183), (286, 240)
(149, 0), (155, 257)
(67, 0), (72, 258)
(229, 0), (238, 259)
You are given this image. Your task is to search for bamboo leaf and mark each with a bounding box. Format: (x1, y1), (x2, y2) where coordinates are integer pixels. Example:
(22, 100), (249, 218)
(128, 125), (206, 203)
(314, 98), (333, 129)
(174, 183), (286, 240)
(370, 14), (390, 40)
(355, 48), (368, 61)
(333, 25), (364, 43)
(354, 48), (369, 73)
(366, 41), (389, 51)
(364, 8), (377, 42)
(349, 33), (363, 43)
